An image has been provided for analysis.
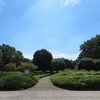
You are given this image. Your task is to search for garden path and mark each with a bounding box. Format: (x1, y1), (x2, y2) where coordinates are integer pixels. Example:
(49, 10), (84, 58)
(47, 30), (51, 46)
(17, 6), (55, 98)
(28, 76), (62, 91)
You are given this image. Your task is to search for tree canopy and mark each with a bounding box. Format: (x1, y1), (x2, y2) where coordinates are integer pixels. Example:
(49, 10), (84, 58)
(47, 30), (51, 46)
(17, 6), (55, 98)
(33, 49), (53, 73)
(78, 35), (100, 59)
(0, 44), (23, 70)
(51, 58), (66, 72)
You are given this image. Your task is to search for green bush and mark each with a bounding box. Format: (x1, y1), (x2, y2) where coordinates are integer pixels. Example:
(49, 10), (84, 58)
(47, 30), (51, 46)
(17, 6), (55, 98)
(77, 57), (94, 70)
(0, 72), (10, 78)
(17, 62), (37, 72)
(0, 74), (38, 90)
(23, 73), (38, 82)
(64, 59), (74, 69)
(51, 58), (66, 72)
(51, 71), (100, 90)
(33, 71), (44, 75)
(94, 59), (100, 71)
(3, 63), (16, 72)
(0, 72), (22, 79)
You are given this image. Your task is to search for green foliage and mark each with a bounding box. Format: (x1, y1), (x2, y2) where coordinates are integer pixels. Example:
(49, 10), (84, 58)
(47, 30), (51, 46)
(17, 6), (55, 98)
(51, 58), (66, 71)
(3, 63), (16, 72)
(76, 57), (100, 71)
(0, 44), (23, 70)
(79, 35), (100, 59)
(23, 73), (38, 82)
(33, 71), (44, 75)
(51, 71), (100, 90)
(0, 72), (10, 78)
(0, 74), (38, 90)
(33, 49), (53, 73)
(64, 59), (74, 69)
(93, 59), (100, 71)
(34, 73), (50, 79)
(17, 62), (37, 72)
(77, 57), (94, 70)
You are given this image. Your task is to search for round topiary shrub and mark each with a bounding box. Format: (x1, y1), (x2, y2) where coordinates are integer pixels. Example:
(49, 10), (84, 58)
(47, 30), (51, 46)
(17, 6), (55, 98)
(77, 57), (94, 71)
(51, 58), (66, 72)
(93, 59), (100, 71)
(0, 74), (38, 90)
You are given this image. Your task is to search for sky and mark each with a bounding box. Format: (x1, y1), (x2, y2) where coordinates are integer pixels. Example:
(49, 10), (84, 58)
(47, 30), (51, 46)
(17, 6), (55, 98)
(0, 0), (100, 60)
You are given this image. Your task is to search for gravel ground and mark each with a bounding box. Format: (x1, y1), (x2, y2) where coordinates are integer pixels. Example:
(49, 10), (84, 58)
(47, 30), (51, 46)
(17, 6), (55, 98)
(0, 76), (100, 100)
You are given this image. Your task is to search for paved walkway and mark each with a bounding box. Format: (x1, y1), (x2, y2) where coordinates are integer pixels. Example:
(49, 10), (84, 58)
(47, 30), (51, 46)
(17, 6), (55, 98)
(28, 76), (62, 91)
(0, 76), (100, 100)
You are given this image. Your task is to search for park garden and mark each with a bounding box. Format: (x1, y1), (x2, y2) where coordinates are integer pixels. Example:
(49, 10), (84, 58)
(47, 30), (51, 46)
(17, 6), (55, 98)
(0, 35), (100, 90)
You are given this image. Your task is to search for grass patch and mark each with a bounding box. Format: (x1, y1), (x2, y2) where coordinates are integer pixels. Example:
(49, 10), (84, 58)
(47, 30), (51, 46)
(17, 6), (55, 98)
(34, 73), (50, 79)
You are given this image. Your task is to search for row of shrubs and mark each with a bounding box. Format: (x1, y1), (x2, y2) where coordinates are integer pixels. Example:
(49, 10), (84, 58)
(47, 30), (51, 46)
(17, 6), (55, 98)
(51, 70), (100, 90)
(0, 72), (38, 90)
(3, 62), (37, 72)
(76, 57), (100, 71)
(51, 58), (74, 72)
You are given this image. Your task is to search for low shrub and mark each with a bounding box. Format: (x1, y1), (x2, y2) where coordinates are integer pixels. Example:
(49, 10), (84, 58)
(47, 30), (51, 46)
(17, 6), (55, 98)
(23, 73), (38, 82)
(3, 63), (16, 72)
(0, 72), (23, 79)
(33, 71), (44, 75)
(17, 62), (37, 72)
(34, 73), (50, 79)
(0, 72), (10, 78)
(0, 74), (38, 90)
(51, 71), (100, 90)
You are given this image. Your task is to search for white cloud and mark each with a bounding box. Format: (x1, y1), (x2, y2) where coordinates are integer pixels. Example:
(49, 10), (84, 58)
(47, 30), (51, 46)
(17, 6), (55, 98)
(23, 53), (33, 59)
(52, 53), (78, 60)
(61, 0), (81, 6)
(23, 52), (78, 60)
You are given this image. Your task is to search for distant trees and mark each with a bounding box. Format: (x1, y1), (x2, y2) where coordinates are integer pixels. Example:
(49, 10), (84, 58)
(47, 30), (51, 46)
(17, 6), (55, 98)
(33, 49), (53, 73)
(76, 35), (100, 71)
(78, 35), (100, 59)
(0, 44), (23, 70)
(64, 59), (74, 69)
(77, 57), (94, 71)
(51, 58), (66, 72)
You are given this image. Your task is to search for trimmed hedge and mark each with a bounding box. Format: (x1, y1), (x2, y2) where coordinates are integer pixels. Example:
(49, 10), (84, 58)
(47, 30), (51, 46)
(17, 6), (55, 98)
(77, 57), (100, 71)
(77, 57), (94, 71)
(51, 71), (100, 90)
(94, 59), (100, 71)
(0, 74), (38, 90)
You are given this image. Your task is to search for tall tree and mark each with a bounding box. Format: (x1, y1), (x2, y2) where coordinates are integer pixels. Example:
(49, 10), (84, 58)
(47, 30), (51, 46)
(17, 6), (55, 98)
(33, 49), (53, 73)
(78, 35), (100, 60)
(0, 44), (23, 69)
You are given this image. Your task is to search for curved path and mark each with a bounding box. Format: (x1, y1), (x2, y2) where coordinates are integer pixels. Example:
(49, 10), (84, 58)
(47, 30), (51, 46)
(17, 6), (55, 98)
(28, 76), (62, 91)
(0, 76), (100, 100)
